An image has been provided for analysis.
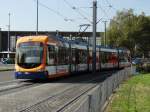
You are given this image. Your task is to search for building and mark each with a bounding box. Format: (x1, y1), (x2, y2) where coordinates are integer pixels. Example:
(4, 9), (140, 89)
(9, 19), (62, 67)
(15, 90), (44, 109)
(0, 30), (102, 52)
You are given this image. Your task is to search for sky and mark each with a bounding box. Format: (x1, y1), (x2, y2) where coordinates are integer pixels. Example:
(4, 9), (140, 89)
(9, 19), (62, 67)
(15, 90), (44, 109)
(0, 0), (150, 32)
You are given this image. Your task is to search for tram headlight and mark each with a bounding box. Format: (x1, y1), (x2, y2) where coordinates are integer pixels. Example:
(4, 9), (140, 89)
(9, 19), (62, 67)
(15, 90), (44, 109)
(37, 69), (45, 72)
(18, 72), (22, 74)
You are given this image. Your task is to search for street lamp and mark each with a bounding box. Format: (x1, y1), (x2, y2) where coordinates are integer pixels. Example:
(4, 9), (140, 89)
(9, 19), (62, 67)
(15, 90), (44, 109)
(7, 13), (11, 58)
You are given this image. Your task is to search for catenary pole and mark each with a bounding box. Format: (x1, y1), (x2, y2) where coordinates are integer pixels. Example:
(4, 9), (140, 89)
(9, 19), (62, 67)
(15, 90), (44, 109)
(92, 0), (97, 73)
(7, 13), (10, 58)
(36, 0), (38, 35)
(103, 21), (107, 46)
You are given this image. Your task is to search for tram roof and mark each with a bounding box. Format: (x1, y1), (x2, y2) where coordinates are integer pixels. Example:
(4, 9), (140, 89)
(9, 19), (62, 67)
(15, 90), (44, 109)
(16, 35), (48, 44)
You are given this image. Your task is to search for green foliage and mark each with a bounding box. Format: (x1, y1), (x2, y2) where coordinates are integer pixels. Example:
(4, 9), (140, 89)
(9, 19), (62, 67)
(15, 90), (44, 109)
(106, 74), (150, 112)
(107, 9), (150, 57)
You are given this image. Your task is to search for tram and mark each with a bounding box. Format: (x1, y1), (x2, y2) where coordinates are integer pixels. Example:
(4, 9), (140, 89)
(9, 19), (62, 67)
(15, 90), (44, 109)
(15, 35), (130, 79)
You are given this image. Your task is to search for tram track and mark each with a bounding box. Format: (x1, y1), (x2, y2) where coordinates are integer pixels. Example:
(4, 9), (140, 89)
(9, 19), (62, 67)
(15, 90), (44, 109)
(20, 72), (113, 112)
(22, 83), (97, 112)
(0, 79), (40, 96)
(0, 71), (116, 112)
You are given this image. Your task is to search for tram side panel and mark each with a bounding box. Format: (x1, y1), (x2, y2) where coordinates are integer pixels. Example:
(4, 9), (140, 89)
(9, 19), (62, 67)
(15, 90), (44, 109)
(75, 45), (88, 73)
(118, 50), (131, 69)
(100, 49), (119, 70)
(56, 46), (70, 76)
(46, 45), (57, 77)
(70, 48), (76, 73)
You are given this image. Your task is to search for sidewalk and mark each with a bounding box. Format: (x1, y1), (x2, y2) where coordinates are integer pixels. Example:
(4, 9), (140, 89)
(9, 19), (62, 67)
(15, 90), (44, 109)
(0, 64), (14, 71)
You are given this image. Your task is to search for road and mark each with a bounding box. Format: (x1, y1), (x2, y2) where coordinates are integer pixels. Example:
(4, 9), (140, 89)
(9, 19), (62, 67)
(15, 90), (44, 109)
(0, 70), (114, 112)
(0, 71), (15, 82)
(0, 68), (125, 112)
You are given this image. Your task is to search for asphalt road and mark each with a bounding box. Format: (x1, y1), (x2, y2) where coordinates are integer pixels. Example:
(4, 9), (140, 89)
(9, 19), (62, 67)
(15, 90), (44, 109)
(0, 71), (15, 82)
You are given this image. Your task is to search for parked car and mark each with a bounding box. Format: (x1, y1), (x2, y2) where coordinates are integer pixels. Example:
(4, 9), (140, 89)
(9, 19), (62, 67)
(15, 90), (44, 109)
(132, 58), (150, 72)
(132, 58), (143, 65)
(1, 58), (15, 64)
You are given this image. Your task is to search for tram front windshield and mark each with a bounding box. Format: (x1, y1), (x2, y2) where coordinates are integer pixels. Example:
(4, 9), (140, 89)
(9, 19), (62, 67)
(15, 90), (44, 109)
(16, 42), (43, 69)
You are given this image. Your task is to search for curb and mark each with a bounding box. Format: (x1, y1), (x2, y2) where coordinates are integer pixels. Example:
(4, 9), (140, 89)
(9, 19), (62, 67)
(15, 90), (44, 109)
(0, 69), (14, 72)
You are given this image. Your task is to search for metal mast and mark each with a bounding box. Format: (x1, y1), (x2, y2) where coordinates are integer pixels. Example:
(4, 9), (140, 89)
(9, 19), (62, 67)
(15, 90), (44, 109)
(103, 21), (107, 46)
(7, 13), (10, 58)
(36, 0), (38, 35)
(92, 0), (97, 73)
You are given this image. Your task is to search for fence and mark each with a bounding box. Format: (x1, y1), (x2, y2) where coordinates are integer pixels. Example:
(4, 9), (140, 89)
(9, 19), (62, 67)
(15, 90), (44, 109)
(64, 67), (132, 112)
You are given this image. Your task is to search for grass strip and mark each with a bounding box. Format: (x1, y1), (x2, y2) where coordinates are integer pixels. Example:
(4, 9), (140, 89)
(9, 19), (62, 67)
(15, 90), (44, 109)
(106, 73), (150, 112)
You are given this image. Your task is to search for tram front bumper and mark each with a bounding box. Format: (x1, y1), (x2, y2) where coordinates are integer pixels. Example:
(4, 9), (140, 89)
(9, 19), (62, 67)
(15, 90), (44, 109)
(15, 71), (48, 79)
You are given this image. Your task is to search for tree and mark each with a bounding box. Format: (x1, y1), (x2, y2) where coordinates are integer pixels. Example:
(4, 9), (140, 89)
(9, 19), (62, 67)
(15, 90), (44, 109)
(107, 9), (150, 57)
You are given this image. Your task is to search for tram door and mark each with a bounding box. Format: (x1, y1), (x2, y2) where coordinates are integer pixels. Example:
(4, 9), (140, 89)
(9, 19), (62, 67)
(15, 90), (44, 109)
(70, 48), (76, 73)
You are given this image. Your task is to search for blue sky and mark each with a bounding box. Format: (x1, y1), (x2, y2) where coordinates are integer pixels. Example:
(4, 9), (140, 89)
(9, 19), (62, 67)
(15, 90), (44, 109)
(0, 0), (150, 32)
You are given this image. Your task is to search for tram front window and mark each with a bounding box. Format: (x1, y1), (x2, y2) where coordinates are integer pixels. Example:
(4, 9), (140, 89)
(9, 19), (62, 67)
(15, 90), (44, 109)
(16, 42), (43, 69)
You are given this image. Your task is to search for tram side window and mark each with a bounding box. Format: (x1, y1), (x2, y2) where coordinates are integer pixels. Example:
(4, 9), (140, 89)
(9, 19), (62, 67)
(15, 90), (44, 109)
(47, 45), (55, 65)
(96, 51), (99, 63)
(75, 49), (79, 64)
(119, 52), (127, 62)
(102, 51), (113, 64)
(124, 53), (130, 62)
(88, 50), (92, 64)
(71, 48), (76, 64)
(109, 52), (118, 63)
(80, 50), (87, 64)
(75, 49), (87, 64)
(107, 52), (115, 63)
(65, 48), (69, 64)
(101, 52), (107, 64)
(58, 47), (69, 65)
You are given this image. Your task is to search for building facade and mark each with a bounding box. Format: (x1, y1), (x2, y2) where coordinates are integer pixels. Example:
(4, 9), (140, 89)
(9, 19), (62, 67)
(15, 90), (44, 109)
(0, 31), (102, 52)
